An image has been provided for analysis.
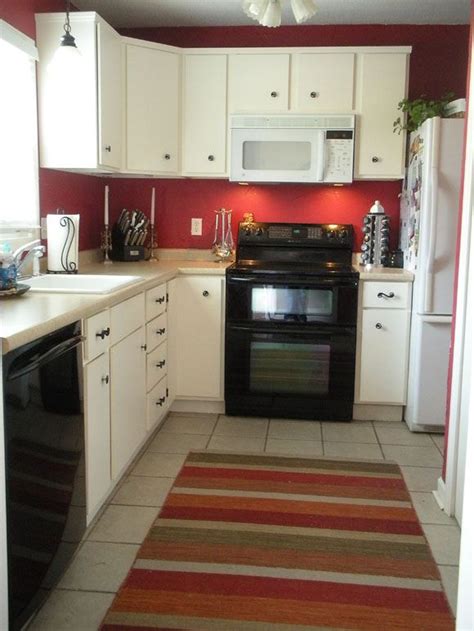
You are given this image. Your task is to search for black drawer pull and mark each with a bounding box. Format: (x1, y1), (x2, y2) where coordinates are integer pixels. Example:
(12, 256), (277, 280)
(156, 360), (166, 368)
(156, 396), (166, 406)
(375, 322), (383, 329)
(155, 296), (165, 304)
(202, 290), (210, 297)
(372, 156), (380, 163)
(96, 327), (110, 340)
(101, 375), (109, 385)
(270, 91), (278, 98)
(377, 292), (395, 299)
(156, 328), (166, 335)
(141, 344), (147, 351)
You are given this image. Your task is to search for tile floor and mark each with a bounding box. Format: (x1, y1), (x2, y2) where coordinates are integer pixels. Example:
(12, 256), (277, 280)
(28, 414), (461, 630)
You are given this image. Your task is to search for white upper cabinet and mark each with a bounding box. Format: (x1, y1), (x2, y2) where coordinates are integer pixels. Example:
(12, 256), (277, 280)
(125, 42), (180, 174)
(35, 12), (122, 172)
(182, 54), (228, 176)
(354, 52), (409, 179)
(228, 53), (290, 112)
(290, 53), (355, 112)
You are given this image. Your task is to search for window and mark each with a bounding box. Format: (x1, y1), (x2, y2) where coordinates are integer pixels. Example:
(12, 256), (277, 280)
(0, 20), (40, 246)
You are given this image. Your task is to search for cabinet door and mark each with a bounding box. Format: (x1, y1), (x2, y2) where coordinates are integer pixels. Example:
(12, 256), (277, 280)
(355, 53), (409, 179)
(291, 53), (355, 112)
(126, 44), (180, 173)
(228, 54), (290, 112)
(175, 276), (223, 399)
(110, 327), (146, 479)
(182, 54), (228, 175)
(359, 309), (410, 404)
(84, 352), (111, 522)
(97, 20), (123, 169)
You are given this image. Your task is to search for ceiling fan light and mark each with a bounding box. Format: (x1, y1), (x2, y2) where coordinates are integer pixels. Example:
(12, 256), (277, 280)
(290, 0), (317, 24)
(259, 0), (282, 28)
(242, 0), (267, 21)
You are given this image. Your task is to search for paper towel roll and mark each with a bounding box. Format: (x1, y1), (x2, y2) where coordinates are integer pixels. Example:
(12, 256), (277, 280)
(47, 214), (80, 273)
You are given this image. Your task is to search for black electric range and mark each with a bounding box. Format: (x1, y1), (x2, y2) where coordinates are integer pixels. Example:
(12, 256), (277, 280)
(225, 222), (359, 421)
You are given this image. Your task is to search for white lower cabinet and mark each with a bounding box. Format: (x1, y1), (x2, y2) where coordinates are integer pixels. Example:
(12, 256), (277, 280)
(173, 275), (224, 400)
(356, 280), (412, 405)
(110, 326), (147, 480)
(84, 351), (111, 522)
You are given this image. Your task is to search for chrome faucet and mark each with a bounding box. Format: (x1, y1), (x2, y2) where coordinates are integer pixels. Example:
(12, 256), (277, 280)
(13, 240), (46, 277)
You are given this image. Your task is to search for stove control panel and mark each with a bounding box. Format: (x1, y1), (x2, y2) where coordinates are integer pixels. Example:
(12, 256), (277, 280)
(238, 222), (354, 247)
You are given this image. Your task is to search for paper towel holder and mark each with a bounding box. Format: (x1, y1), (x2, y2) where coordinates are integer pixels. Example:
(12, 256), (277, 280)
(47, 213), (79, 274)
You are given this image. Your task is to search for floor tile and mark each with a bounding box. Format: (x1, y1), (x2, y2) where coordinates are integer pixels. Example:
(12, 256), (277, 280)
(322, 422), (378, 444)
(111, 476), (174, 506)
(382, 444), (443, 467)
(147, 431), (209, 453)
(266, 438), (323, 457)
(88, 505), (157, 544)
(58, 542), (139, 592)
(160, 414), (217, 435)
(268, 419), (322, 441)
(207, 434), (266, 453)
(131, 452), (186, 477)
(323, 441), (384, 459)
(28, 589), (115, 631)
(401, 466), (441, 492)
(431, 434), (446, 453)
(375, 426), (434, 447)
(438, 565), (459, 615)
(423, 524), (461, 565)
(214, 415), (269, 438)
(410, 492), (458, 525)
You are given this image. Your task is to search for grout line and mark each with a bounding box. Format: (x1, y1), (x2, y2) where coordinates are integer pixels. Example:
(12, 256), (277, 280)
(54, 587), (118, 595)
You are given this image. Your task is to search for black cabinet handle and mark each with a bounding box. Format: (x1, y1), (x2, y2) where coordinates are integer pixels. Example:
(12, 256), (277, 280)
(375, 322), (383, 329)
(101, 375), (109, 385)
(202, 290), (210, 297)
(270, 91), (278, 98)
(164, 153), (171, 160)
(156, 328), (166, 335)
(156, 396), (166, 406)
(377, 292), (395, 299)
(310, 91), (319, 98)
(372, 156), (380, 163)
(141, 344), (147, 351)
(155, 296), (165, 304)
(105, 145), (111, 152)
(96, 327), (110, 340)
(208, 155), (215, 161)
(156, 360), (166, 368)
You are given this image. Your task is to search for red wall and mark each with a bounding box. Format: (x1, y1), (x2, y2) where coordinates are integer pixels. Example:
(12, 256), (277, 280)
(3, 3), (470, 252)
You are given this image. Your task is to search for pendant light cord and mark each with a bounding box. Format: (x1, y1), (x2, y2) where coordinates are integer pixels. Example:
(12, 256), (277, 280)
(64, 0), (72, 35)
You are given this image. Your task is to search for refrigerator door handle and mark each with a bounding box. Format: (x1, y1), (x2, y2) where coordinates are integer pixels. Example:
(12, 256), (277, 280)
(424, 117), (441, 313)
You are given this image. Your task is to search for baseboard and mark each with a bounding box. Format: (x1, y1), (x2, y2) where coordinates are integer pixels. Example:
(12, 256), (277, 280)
(433, 476), (447, 512)
(171, 399), (225, 414)
(352, 404), (404, 422)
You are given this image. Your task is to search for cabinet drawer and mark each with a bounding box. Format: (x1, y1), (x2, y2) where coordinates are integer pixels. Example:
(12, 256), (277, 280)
(110, 293), (145, 344)
(147, 376), (168, 431)
(84, 310), (111, 361)
(362, 282), (411, 309)
(146, 283), (167, 321)
(146, 312), (167, 351)
(147, 341), (167, 392)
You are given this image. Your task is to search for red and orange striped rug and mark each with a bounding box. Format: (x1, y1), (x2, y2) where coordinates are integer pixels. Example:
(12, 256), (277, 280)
(100, 451), (454, 630)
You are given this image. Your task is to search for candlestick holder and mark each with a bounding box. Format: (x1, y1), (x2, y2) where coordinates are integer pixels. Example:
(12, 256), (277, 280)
(148, 223), (158, 262)
(101, 224), (113, 265)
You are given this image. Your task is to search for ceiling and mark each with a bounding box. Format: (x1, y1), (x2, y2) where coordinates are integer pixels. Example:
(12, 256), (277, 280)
(72, 0), (471, 29)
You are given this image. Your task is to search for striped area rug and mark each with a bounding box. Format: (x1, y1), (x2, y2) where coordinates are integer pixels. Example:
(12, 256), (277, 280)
(100, 451), (454, 630)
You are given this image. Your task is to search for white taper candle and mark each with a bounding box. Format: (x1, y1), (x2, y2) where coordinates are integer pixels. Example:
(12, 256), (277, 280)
(151, 187), (155, 225)
(104, 185), (109, 225)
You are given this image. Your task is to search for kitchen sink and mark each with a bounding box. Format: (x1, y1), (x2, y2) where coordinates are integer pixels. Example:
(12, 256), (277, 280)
(27, 274), (141, 294)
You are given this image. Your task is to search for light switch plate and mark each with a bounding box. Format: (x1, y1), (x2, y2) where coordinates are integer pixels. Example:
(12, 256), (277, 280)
(191, 218), (202, 236)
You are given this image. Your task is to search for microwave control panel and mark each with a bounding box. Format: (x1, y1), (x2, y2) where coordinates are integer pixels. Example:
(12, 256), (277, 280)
(325, 130), (354, 183)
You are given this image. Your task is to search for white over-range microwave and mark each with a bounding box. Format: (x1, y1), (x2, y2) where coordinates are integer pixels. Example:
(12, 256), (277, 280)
(230, 114), (355, 184)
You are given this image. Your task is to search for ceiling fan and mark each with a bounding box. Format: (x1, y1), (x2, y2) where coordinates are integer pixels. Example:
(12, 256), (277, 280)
(242, 0), (317, 28)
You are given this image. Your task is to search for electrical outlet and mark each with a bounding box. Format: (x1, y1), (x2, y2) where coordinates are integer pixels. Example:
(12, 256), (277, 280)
(191, 218), (202, 236)
(40, 217), (47, 239)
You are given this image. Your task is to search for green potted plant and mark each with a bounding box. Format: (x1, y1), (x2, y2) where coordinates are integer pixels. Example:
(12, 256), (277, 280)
(393, 92), (455, 134)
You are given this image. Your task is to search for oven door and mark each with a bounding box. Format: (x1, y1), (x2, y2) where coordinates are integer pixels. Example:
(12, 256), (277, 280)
(225, 323), (356, 420)
(226, 273), (358, 326)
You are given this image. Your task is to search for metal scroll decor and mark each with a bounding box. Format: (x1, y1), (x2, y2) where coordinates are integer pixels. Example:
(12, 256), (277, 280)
(59, 216), (78, 273)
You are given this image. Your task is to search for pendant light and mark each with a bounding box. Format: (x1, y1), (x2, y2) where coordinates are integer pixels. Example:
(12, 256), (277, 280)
(50, 0), (81, 73)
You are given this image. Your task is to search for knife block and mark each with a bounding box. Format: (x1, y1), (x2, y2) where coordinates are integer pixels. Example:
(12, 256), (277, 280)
(110, 244), (145, 261)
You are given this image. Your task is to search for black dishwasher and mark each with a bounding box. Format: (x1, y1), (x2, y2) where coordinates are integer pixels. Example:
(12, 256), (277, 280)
(3, 322), (86, 630)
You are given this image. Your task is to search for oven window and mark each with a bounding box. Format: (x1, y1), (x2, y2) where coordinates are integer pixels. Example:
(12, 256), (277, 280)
(251, 286), (333, 322)
(250, 341), (330, 395)
(243, 141), (311, 171)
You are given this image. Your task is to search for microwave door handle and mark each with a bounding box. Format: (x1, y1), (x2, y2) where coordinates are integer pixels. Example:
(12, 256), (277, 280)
(315, 130), (325, 182)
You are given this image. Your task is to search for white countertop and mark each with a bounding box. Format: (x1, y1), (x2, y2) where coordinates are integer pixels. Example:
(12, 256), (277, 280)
(355, 265), (414, 281)
(0, 259), (230, 354)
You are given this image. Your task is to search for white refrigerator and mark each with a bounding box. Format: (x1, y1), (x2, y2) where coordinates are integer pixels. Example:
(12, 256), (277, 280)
(400, 116), (464, 431)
